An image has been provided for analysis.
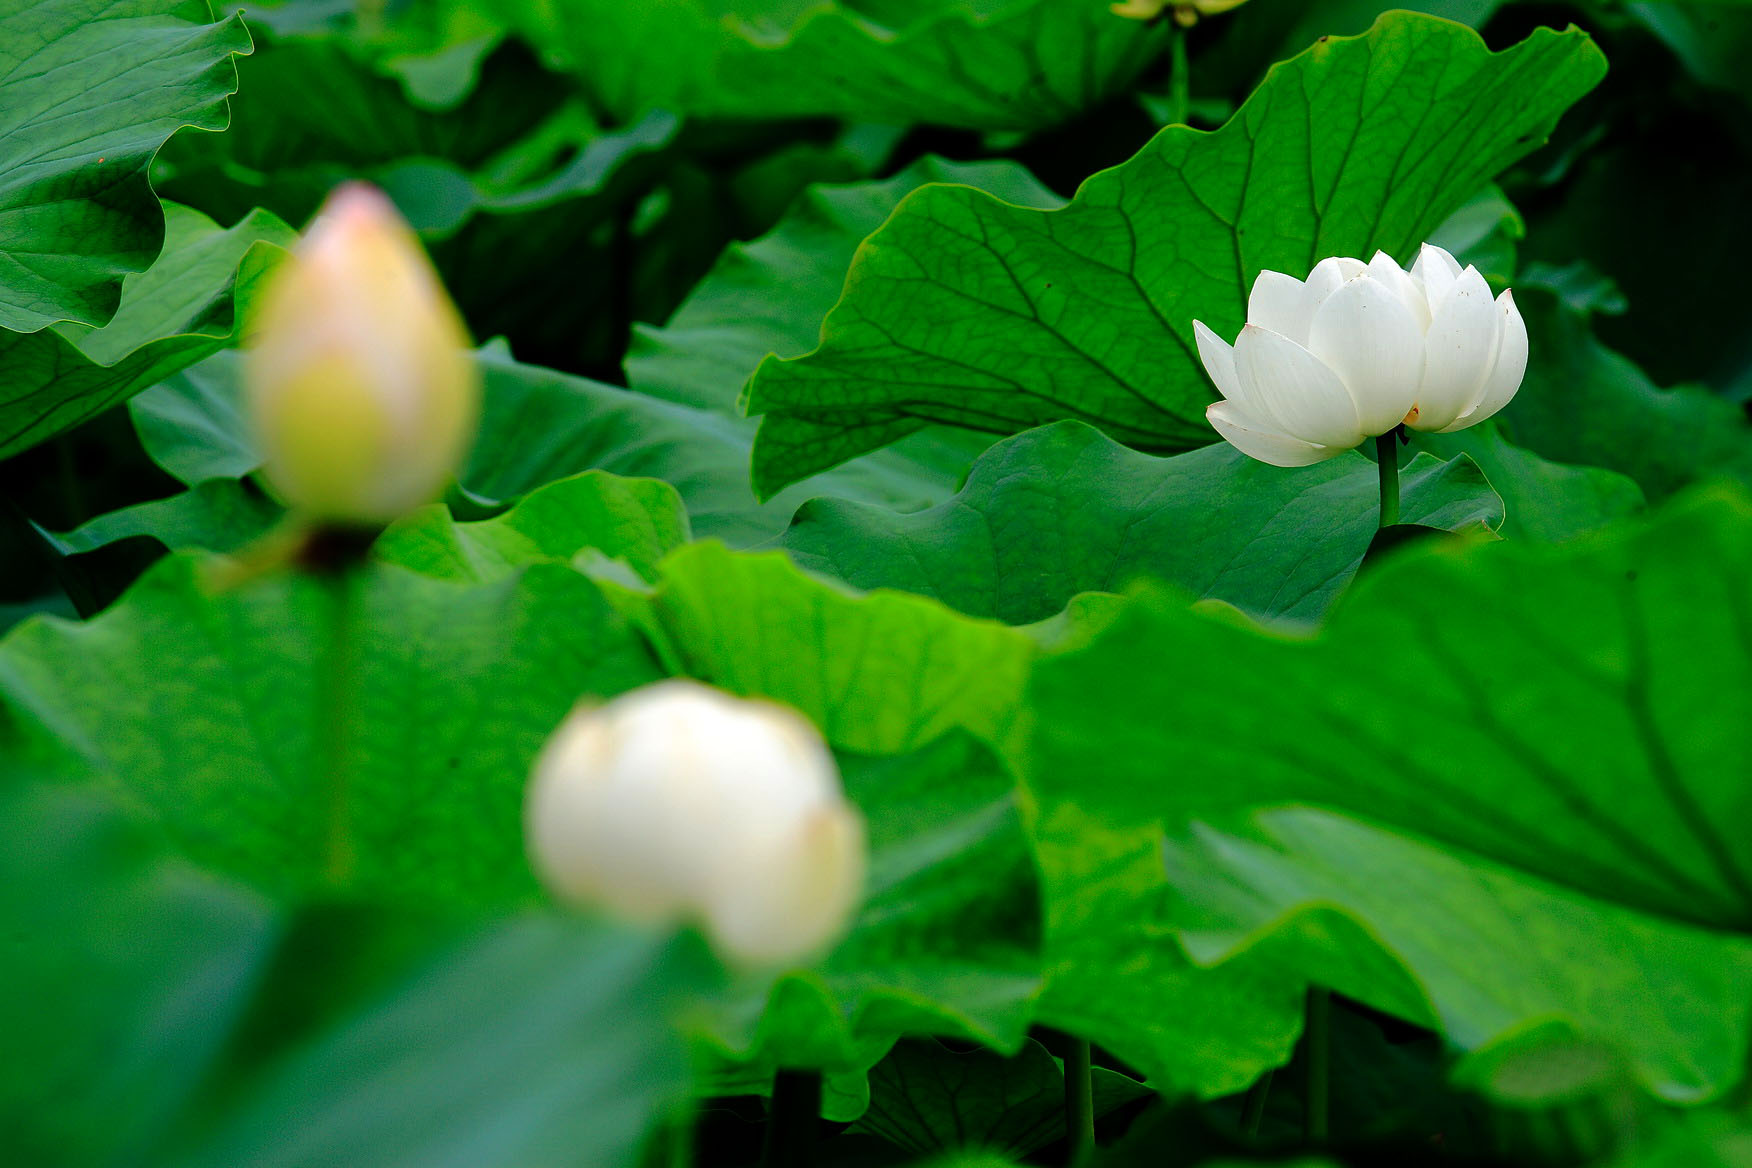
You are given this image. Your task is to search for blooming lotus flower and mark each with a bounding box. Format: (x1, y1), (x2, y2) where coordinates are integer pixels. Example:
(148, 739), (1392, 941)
(525, 680), (866, 968)
(1193, 244), (1528, 467)
(246, 184), (480, 525)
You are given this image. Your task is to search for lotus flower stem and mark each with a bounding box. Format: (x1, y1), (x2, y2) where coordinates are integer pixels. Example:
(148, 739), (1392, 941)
(763, 1070), (821, 1168)
(1241, 1068), (1274, 1136)
(1375, 432), (1401, 529)
(1067, 1037), (1095, 1158)
(1168, 25), (1191, 125)
(319, 566), (360, 887)
(1305, 987), (1331, 1143)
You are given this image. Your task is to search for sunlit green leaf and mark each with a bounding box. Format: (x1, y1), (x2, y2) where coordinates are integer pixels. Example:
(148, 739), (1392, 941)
(1031, 485), (1752, 932)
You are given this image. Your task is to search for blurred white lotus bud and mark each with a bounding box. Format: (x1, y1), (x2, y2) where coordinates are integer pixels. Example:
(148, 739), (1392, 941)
(245, 183), (480, 525)
(525, 680), (867, 968)
(1194, 244), (1528, 467)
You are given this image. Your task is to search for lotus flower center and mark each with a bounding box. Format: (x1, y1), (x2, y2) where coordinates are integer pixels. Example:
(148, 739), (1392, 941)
(1402, 405), (1421, 426)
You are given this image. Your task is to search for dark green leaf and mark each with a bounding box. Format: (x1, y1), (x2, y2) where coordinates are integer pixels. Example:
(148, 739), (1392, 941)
(746, 14), (1608, 495)
(781, 421), (1502, 626)
(0, 203), (289, 459)
(0, 0), (251, 332)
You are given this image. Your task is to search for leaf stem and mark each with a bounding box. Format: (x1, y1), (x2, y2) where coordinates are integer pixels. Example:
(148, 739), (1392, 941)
(762, 1069), (820, 1168)
(1242, 1068), (1274, 1137)
(319, 565), (360, 887)
(1375, 432), (1400, 529)
(1305, 988), (1331, 1145)
(1065, 1037), (1096, 1160)
(1169, 24), (1191, 126)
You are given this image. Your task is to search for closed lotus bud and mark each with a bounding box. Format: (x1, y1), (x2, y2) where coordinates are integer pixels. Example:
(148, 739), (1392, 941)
(1111, 0), (1249, 23)
(1194, 243), (1528, 467)
(245, 184), (480, 525)
(525, 680), (866, 968)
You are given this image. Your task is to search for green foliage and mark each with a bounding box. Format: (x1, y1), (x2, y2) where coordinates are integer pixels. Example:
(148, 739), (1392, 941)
(0, 553), (663, 907)
(11, 1), (1752, 1164)
(0, 0), (251, 333)
(745, 14), (1607, 495)
(1031, 485), (1752, 932)
(0, 203), (289, 459)
(494, 0), (1168, 129)
(782, 421), (1503, 625)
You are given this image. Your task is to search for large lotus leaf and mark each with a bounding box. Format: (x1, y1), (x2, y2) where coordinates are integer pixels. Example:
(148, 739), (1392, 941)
(0, 554), (662, 909)
(0, 778), (703, 1168)
(495, 0), (1166, 130)
(1162, 808), (1752, 1102)
(0, 780), (277, 1168)
(743, 14), (1608, 496)
(169, 915), (707, 1168)
(627, 155), (1062, 505)
(780, 421), (1502, 626)
(0, 0), (251, 333)
(1029, 485), (1752, 933)
(628, 155), (1061, 413)
(1496, 288), (1752, 501)
(1414, 424), (1645, 543)
(1025, 800), (1307, 1099)
(0, 203), (289, 459)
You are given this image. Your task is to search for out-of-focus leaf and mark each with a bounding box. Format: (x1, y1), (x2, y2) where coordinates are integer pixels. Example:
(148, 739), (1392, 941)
(781, 421), (1501, 626)
(0, 554), (662, 909)
(1030, 485), (1752, 933)
(0, 0), (251, 332)
(0, 204), (289, 459)
(744, 15), (1607, 495)
(498, 0), (1167, 130)
(853, 1037), (1151, 1155)
(170, 916), (707, 1168)
(0, 780), (277, 1168)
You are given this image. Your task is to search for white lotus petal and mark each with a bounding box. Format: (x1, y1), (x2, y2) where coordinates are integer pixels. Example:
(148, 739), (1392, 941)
(1411, 243), (1463, 311)
(1233, 324), (1364, 448)
(1442, 289), (1528, 431)
(1305, 275), (1425, 436)
(1410, 265), (1500, 431)
(1207, 400), (1344, 467)
(1367, 250), (1431, 331)
(1303, 256), (1368, 316)
(1247, 270), (1318, 346)
(1193, 319), (1243, 402)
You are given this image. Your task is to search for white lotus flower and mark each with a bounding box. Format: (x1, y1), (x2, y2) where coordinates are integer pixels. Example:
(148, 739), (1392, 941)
(1193, 244), (1528, 467)
(246, 184), (480, 525)
(525, 680), (866, 968)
